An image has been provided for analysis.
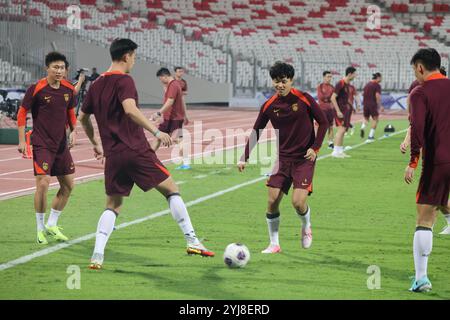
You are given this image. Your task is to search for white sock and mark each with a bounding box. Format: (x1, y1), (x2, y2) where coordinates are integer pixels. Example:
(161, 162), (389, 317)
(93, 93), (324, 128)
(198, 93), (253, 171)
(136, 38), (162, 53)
(413, 228), (433, 280)
(333, 146), (343, 154)
(93, 209), (117, 256)
(369, 128), (375, 138)
(297, 206), (311, 229)
(266, 212), (280, 246)
(444, 214), (450, 225)
(46, 208), (62, 227)
(361, 123), (366, 129)
(36, 212), (46, 232)
(328, 140), (333, 145)
(167, 193), (199, 245)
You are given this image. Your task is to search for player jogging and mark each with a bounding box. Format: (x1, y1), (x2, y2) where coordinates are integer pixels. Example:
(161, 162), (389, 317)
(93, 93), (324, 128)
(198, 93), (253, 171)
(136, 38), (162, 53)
(17, 52), (76, 244)
(405, 48), (450, 292)
(331, 67), (357, 158)
(78, 39), (214, 269)
(361, 72), (384, 142)
(317, 71), (335, 149)
(151, 68), (191, 170)
(238, 61), (328, 253)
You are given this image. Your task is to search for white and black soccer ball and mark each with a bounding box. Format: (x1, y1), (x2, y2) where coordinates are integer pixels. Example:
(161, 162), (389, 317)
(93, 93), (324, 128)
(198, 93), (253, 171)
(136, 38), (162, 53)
(223, 243), (250, 268)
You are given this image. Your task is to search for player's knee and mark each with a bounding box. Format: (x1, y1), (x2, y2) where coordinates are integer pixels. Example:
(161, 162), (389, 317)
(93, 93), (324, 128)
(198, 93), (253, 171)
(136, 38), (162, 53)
(61, 181), (74, 196)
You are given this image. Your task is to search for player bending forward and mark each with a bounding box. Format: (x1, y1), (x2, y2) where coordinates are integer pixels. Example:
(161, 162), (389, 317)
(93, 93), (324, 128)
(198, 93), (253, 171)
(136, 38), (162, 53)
(238, 61), (328, 253)
(405, 48), (450, 292)
(78, 38), (214, 269)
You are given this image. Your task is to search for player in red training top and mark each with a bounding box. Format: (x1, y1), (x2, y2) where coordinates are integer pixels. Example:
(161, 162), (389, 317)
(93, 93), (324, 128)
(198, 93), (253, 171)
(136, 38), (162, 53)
(317, 71), (335, 149)
(361, 72), (384, 142)
(405, 48), (450, 292)
(151, 68), (191, 170)
(238, 61), (328, 253)
(78, 39), (214, 269)
(17, 52), (77, 244)
(330, 67), (357, 158)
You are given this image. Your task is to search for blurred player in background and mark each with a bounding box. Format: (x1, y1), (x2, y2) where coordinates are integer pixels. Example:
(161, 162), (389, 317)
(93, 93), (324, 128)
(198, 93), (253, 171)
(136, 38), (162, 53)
(361, 72), (384, 142)
(317, 71), (335, 149)
(405, 48), (450, 292)
(78, 39), (214, 269)
(17, 51), (76, 244)
(331, 67), (357, 158)
(346, 83), (360, 136)
(151, 68), (191, 170)
(238, 61), (328, 253)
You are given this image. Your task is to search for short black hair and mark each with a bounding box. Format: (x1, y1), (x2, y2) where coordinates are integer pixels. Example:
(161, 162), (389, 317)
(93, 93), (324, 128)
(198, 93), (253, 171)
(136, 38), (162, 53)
(110, 38), (138, 62)
(440, 66), (447, 76)
(174, 66), (184, 72)
(45, 51), (67, 67)
(372, 72), (382, 80)
(323, 70), (331, 77)
(156, 67), (171, 77)
(269, 61), (294, 80)
(345, 66), (356, 76)
(410, 48), (441, 71)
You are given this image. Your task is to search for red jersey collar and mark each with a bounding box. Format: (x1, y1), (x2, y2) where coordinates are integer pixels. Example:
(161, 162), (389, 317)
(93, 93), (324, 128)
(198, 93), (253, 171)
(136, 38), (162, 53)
(102, 70), (126, 76)
(425, 73), (446, 81)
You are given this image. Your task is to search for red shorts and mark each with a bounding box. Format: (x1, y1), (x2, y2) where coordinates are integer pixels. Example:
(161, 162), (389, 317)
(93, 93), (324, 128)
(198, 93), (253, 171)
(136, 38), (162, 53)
(416, 163), (450, 206)
(159, 119), (184, 137)
(33, 146), (75, 177)
(266, 159), (315, 195)
(320, 108), (335, 127)
(104, 147), (170, 196)
(363, 105), (379, 119)
(335, 107), (352, 129)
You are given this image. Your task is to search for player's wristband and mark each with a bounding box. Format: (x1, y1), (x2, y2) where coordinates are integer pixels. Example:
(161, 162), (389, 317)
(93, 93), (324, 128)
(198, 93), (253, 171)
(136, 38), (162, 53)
(153, 130), (160, 137)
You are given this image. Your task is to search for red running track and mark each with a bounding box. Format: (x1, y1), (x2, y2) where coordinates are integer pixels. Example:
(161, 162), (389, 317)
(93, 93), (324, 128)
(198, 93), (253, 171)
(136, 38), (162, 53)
(0, 108), (407, 200)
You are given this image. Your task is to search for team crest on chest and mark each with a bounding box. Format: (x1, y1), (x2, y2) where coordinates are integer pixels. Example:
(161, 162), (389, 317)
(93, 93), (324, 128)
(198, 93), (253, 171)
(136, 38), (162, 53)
(64, 93), (69, 102)
(42, 162), (48, 171)
(291, 103), (298, 112)
(44, 96), (51, 103)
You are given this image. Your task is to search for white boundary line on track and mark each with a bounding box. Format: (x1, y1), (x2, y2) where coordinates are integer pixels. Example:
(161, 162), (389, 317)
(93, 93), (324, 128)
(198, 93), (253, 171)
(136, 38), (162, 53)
(0, 128), (407, 272)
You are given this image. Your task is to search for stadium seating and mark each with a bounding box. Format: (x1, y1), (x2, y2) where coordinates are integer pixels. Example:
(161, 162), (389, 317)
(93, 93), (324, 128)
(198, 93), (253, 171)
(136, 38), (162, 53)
(4, 0), (450, 92)
(0, 58), (32, 85)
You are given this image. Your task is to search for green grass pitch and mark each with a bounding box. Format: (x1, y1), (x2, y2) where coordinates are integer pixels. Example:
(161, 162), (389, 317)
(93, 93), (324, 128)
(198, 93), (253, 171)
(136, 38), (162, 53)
(1, 119), (449, 299)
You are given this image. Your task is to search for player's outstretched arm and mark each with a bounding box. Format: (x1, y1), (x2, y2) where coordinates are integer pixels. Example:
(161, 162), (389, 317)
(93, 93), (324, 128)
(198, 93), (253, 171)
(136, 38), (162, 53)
(16, 106), (28, 155)
(78, 111), (103, 161)
(238, 107), (269, 172)
(122, 98), (172, 147)
(330, 93), (342, 118)
(309, 95), (329, 155)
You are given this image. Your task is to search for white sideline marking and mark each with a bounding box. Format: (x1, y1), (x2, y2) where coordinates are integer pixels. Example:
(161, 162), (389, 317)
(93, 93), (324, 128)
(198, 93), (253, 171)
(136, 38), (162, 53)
(0, 128), (407, 271)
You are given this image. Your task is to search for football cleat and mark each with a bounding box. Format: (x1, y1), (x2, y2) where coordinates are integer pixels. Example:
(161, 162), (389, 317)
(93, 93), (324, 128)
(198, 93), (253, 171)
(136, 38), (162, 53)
(331, 152), (346, 158)
(261, 244), (282, 254)
(45, 225), (69, 241)
(89, 253), (104, 270)
(409, 276), (432, 293)
(365, 137), (375, 143)
(328, 143), (334, 150)
(36, 230), (48, 245)
(439, 225), (450, 235)
(301, 227), (313, 249)
(187, 243), (215, 257)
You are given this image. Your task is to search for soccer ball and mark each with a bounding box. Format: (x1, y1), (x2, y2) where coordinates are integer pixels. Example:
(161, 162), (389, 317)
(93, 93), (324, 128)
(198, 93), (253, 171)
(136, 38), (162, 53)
(223, 243), (250, 268)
